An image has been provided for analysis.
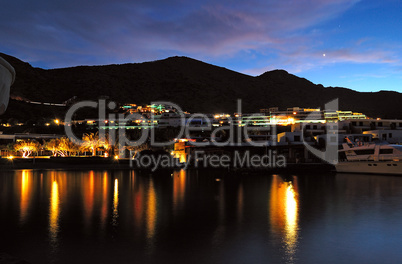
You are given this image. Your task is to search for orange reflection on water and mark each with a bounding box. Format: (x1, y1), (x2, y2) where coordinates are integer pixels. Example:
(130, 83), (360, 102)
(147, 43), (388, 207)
(112, 178), (119, 226)
(270, 175), (299, 263)
(172, 170), (186, 215)
(20, 170), (32, 224)
(146, 178), (157, 252)
(83, 171), (95, 227)
(49, 180), (60, 252)
(132, 177), (144, 230)
(100, 172), (109, 229)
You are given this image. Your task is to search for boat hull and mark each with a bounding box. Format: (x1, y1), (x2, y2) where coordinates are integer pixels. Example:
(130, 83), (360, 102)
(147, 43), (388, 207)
(335, 161), (402, 175)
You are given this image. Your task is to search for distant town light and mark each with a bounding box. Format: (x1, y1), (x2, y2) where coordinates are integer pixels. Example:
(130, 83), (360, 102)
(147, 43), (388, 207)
(7, 156), (14, 160)
(54, 119), (60, 125)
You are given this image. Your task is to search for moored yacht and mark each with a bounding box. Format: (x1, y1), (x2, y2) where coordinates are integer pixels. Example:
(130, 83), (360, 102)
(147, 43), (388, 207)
(336, 141), (402, 175)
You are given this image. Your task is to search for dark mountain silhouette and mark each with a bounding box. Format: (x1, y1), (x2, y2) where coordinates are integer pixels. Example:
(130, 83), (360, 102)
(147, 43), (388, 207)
(1, 52), (401, 120)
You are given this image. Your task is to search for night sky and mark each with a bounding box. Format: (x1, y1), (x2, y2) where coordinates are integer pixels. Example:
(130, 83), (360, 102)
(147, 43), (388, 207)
(1, 0), (401, 92)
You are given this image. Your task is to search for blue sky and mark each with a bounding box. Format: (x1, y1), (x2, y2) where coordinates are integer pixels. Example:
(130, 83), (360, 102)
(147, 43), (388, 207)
(1, 0), (401, 92)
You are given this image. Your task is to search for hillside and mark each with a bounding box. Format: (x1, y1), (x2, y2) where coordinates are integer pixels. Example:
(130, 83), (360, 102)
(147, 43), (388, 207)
(1, 52), (401, 120)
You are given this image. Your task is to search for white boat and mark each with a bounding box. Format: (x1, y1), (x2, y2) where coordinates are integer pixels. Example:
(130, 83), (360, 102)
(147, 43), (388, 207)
(335, 141), (402, 175)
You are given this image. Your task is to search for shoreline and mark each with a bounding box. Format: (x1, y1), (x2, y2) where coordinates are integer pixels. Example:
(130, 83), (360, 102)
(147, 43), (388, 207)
(0, 156), (334, 173)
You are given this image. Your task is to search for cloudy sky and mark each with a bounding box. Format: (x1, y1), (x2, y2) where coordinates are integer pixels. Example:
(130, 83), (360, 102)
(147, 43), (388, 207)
(1, 0), (401, 92)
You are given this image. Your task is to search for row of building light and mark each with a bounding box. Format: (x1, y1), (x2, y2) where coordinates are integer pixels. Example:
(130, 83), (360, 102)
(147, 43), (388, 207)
(0, 103), (370, 129)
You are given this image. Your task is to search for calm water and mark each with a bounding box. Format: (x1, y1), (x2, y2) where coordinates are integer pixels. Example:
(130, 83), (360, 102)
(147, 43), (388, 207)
(1, 169), (402, 264)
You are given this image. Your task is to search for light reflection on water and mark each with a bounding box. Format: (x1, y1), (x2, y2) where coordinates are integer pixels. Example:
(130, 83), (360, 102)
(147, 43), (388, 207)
(146, 178), (157, 253)
(172, 170), (186, 217)
(270, 175), (299, 264)
(100, 172), (108, 231)
(2, 170), (402, 264)
(212, 175), (226, 246)
(83, 171), (95, 228)
(49, 178), (60, 259)
(283, 179), (299, 263)
(20, 170), (32, 225)
(112, 178), (119, 227)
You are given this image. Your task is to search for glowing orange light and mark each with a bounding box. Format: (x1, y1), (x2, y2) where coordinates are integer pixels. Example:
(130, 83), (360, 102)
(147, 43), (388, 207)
(49, 180), (60, 248)
(146, 179), (157, 242)
(112, 179), (119, 226)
